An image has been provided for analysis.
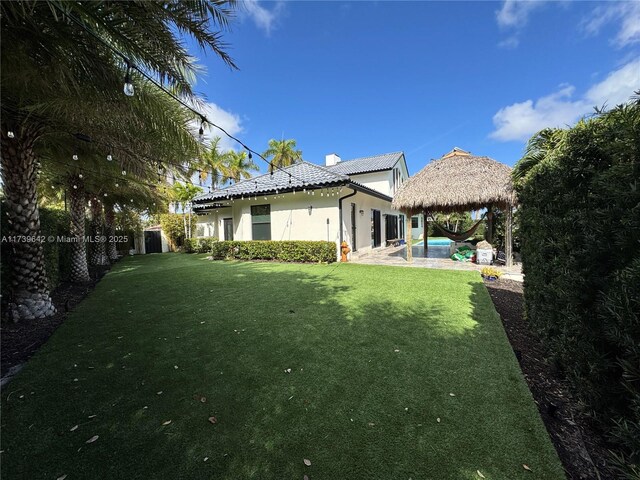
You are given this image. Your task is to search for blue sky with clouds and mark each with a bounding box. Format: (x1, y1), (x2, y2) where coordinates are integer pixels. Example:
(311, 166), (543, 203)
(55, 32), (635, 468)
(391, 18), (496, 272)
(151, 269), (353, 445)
(186, 0), (640, 175)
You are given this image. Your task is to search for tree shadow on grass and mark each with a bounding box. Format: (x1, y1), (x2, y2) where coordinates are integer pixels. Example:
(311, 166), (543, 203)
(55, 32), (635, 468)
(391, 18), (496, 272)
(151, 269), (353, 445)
(0, 258), (563, 480)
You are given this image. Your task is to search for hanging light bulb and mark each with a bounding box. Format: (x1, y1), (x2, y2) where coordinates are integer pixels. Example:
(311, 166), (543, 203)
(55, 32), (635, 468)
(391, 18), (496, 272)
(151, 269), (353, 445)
(51, 185), (55, 189)
(72, 153), (79, 161)
(248, 151), (253, 160)
(122, 169), (127, 176)
(198, 117), (205, 142)
(115, 182), (119, 187)
(130, 199), (134, 202)
(78, 174), (83, 179)
(104, 193), (108, 197)
(123, 64), (135, 96)
(7, 131), (15, 139)
(73, 185), (78, 189)
(106, 154), (113, 162)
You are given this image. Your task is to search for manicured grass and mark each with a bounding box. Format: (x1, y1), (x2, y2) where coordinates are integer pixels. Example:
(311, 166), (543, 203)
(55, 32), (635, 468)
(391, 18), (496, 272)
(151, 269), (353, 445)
(1, 254), (564, 479)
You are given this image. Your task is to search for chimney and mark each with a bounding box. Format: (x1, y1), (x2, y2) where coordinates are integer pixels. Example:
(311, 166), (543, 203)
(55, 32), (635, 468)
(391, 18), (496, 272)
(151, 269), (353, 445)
(325, 153), (341, 166)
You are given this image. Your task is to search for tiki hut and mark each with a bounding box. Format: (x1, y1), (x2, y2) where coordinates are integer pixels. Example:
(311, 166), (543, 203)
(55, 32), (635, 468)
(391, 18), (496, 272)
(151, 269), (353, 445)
(392, 148), (516, 266)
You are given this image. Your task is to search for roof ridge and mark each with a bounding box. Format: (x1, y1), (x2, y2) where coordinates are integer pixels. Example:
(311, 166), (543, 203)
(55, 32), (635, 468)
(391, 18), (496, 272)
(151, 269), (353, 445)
(302, 160), (349, 180)
(342, 151), (403, 163)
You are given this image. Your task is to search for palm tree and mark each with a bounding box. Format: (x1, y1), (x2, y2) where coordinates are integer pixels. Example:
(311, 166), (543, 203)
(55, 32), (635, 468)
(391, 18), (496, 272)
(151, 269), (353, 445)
(170, 183), (203, 239)
(190, 136), (231, 189)
(223, 151), (259, 183)
(263, 139), (303, 173)
(512, 128), (566, 184)
(1, 1), (237, 320)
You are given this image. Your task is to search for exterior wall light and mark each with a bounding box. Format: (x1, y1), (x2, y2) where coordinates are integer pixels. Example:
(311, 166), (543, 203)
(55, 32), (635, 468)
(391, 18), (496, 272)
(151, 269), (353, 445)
(359, 209), (365, 216)
(308, 205), (313, 215)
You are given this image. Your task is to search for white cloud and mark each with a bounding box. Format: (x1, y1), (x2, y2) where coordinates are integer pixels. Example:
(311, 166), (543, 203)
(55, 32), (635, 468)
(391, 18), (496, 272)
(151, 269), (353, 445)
(496, 0), (546, 29)
(241, 0), (285, 36)
(498, 36), (520, 49)
(585, 59), (640, 106)
(490, 59), (640, 142)
(191, 101), (243, 152)
(581, 1), (640, 47)
(495, 1), (547, 48)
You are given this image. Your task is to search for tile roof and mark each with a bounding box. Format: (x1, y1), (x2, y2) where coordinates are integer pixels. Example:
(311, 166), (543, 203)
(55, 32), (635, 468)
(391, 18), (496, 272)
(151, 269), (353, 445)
(193, 161), (348, 204)
(326, 151), (403, 175)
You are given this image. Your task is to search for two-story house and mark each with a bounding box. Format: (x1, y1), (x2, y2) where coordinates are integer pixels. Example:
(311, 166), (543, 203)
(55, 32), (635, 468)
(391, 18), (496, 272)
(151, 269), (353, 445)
(192, 151), (410, 258)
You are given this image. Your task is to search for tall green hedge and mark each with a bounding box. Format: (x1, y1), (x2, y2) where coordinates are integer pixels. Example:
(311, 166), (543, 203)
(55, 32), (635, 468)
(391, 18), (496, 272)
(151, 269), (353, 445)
(209, 240), (336, 263)
(1, 203), (72, 298)
(514, 101), (640, 474)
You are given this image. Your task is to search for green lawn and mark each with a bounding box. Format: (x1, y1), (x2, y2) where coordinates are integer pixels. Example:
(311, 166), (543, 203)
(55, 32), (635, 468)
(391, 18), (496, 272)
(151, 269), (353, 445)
(1, 254), (564, 480)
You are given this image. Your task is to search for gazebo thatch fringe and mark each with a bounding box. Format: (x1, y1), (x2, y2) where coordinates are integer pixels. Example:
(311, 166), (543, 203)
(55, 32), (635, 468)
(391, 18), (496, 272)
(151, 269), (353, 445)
(393, 149), (516, 266)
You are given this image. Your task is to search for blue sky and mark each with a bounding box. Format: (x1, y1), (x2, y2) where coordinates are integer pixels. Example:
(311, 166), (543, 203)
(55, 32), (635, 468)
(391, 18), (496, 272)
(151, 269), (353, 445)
(186, 1), (639, 175)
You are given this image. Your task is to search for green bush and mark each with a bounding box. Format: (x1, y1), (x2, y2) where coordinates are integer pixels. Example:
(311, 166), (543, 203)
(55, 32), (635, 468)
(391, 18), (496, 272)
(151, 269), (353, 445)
(514, 100), (640, 472)
(184, 237), (218, 254)
(1, 203), (71, 297)
(159, 213), (196, 249)
(209, 241), (336, 263)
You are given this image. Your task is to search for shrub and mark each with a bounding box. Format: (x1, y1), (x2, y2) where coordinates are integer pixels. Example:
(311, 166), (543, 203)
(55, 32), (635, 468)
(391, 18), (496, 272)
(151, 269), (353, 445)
(514, 100), (640, 472)
(159, 213), (196, 249)
(184, 237), (218, 253)
(209, 241), (336, 263)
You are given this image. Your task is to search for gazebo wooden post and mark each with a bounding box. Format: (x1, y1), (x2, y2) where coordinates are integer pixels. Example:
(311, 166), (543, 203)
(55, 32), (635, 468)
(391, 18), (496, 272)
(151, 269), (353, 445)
(486, 206), (493, 245)
(505, 204), (513, 267)
(405, 210), (412, 263)
(422, 209), (429, 257)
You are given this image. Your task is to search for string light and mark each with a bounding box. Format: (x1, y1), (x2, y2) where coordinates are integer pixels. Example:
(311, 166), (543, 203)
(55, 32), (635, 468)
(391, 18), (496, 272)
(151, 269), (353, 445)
(7, 131), (15, 139)
(49, 5), (310, 189)
(106, 154), (113, 161)
(121, 169), (127, 176)
(78, 174), (83, 179)
(72, 153), (79, 161)
(198, 117), (205, 142)
(123, 64), (134, 96)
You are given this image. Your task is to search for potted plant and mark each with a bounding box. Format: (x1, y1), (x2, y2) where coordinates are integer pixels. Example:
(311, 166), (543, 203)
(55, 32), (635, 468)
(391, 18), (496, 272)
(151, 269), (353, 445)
(481, 266), (502, 281)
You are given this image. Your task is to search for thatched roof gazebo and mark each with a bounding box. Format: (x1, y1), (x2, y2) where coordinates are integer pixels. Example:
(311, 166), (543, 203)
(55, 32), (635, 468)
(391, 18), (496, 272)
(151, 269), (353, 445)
(392, 148), (516, 266)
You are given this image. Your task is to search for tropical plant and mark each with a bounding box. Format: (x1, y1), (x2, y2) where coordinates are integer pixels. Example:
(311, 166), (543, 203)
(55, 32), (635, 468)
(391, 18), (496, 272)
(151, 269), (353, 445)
(170, 182), (203, 239)
(1, 0), (237, 319)
(223, 150), (259, 183)
(262, 138), (303, 173)
(190, 136), (230, 189)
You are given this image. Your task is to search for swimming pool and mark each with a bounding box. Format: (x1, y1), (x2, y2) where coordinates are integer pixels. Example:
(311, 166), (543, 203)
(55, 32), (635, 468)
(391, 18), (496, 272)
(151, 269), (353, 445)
(414, 238), (452, 247)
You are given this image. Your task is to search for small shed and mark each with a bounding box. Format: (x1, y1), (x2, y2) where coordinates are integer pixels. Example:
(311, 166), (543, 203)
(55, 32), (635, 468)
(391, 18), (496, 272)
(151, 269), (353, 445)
(392, 148), (516, 266)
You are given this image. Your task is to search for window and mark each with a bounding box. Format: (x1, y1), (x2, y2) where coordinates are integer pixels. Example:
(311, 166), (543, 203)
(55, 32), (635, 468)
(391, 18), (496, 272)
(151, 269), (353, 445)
(411, 216), (419, 228)
(251, 205), (271, 240)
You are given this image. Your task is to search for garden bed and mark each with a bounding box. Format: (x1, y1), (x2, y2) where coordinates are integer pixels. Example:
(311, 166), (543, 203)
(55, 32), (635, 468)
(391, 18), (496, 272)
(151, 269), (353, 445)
(484, 279), (614, 480)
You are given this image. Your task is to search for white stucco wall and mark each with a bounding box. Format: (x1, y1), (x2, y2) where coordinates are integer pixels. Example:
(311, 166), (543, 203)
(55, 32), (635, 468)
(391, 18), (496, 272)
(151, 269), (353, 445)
(349, 171), (393, 196)
(194, 186), (406, 260)
(340, 189), (406, 258)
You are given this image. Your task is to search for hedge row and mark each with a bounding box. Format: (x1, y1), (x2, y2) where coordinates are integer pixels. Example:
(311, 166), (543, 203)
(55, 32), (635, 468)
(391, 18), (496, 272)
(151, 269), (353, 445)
(209, 240), (336, 263)
(514, 101), (640, 473)
(184, 237), (218, 253)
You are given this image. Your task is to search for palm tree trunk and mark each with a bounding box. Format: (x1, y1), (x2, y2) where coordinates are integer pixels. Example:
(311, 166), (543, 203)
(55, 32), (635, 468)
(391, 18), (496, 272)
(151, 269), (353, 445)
(68, 176), (90, 283)
(0, 126), (56, 320)
(104, 203), (118, 262)
(89, 199), (108, 266)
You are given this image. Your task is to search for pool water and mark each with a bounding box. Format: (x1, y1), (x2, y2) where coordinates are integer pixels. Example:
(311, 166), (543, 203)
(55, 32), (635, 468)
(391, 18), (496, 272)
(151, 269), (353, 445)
(414, 239), (452, 247)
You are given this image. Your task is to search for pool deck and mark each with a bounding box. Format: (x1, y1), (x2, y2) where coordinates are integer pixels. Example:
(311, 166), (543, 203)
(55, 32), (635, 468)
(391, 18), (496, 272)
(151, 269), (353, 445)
(350, 244), (524, 281)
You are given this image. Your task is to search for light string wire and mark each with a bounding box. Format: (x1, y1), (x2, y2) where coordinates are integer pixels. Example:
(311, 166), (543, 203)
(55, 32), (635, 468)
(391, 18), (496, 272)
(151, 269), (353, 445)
(49, 4), (309, 187)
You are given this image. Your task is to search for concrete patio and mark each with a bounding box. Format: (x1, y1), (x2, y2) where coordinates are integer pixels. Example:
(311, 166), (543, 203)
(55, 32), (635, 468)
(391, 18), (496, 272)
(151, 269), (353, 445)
(351, 244), (524, 281)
